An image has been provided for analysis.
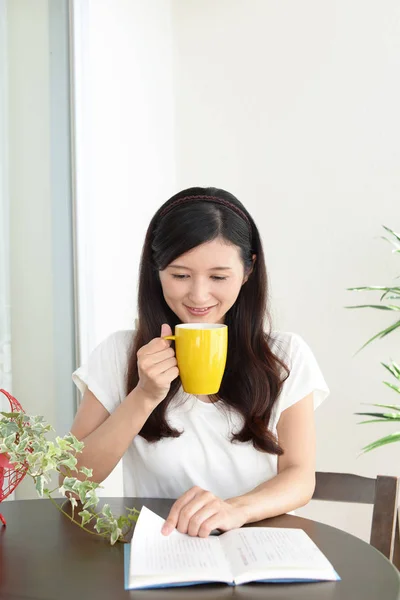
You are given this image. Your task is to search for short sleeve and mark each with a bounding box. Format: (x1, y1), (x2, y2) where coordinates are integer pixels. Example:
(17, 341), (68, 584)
(271, 332), (329, 420)
(72, 330), (134, 414)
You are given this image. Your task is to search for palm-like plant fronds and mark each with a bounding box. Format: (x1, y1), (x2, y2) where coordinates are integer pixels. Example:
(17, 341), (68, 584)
(348, 227), (400, 453)
(347, 227), (400, 352)
(355, 367), (400, 452)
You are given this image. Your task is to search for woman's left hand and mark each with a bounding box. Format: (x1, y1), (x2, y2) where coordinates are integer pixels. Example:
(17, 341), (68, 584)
(161, 486), (247, 537)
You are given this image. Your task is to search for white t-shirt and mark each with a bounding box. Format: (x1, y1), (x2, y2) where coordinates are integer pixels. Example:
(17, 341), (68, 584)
(72, 331), (329, 499)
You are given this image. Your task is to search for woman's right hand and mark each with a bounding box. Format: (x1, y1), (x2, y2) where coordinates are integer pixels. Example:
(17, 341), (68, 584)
(136, 324), (179, 405)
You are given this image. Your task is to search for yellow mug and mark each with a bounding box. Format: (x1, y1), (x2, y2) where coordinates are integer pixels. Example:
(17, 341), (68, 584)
(164, 324), (228, 395)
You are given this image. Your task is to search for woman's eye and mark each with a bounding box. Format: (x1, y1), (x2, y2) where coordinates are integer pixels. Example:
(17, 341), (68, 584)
(171, 274), (227, 281)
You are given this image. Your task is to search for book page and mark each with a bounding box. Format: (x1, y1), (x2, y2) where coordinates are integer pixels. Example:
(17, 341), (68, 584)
(129, 506), (232, 586)
(220, 527), (337, 582)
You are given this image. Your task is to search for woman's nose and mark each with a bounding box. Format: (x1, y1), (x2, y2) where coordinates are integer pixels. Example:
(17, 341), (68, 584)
(187, 279), (211, 305)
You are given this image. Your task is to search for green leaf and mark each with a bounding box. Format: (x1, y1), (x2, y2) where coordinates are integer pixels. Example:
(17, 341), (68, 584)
(78, 509), (93, 526)
(4, 432), (17, 447)
(355, 411), (400, 420)
(79, 466), (93, 478)
(374, 319), (400, 339)
(58, 455), (78, 471)
(381, 289), (400, 302)
(0, 411), (23, 419)
(41, 457), (58, 472)
(357, 419), (399, 425)
(75, 480), (95, 504)
(381, 362), (400, 379)
(61, 477), (79, 493)
(83, 489), (99, 511)
(356, 319), (400, 352)
(117, 515), (130, 530)
(345, 304), (400, 311)
(357, 402), (400, 412)
(383, 381), (400, 394)
(382, 225), (400, 245)
(390, 362), (400, 376)
(126, 513), (139, 522)
(125, 507), (140, 522)
(347, 286), (400, 292)
(94, 517), (110, 533)
(361, 432), (400, 453)
(0, 422), (19, 435)
(60, 434), (84, 453)
(55, 436), (69, 451)
(109, 521), (122, 545)
(102, 504), (113, 519)
(69, 497), (78, 516)
(110, 527), (121, 546)
(354, 413), (400, 424)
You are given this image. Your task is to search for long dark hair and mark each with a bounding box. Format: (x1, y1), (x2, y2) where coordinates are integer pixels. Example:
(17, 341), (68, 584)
(126, 187), (288, 454)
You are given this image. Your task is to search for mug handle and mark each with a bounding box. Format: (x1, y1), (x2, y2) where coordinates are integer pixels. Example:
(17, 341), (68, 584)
(163, 336), (175, 340)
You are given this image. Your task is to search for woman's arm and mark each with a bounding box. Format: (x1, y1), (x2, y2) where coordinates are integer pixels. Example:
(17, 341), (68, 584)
(60, 386), (155, 485)
(161, 393), (316, 536)
(227, 393), (316, 522)
(60, 327), (179, 485)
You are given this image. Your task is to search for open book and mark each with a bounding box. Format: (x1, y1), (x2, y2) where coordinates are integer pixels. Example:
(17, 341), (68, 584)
(124, 506), (340, 589)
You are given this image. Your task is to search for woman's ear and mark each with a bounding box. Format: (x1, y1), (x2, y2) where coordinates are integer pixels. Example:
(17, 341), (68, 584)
(243, 254), (257, 284)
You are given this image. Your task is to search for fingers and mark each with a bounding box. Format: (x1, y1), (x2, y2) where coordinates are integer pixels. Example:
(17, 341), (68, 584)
(162, 488), (220, 537)
(157, 366), (179, 385)
(197, 514), (224, 538)
(140, 346), (176, 367)
(162, 487), (200, 535)
(147, 357), (178, 377)
(161, 323), (173, 339)
(137, 323), (173, 358)
(137, 337), (170, 357)
(161, 487), (246, 538)
(136, 324), (177, 404)
(187, 503), (221, 537)
(175, 491), (216, 535)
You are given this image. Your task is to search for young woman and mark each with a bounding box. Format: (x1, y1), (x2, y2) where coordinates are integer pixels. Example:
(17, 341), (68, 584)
(70, 186), (329, 538)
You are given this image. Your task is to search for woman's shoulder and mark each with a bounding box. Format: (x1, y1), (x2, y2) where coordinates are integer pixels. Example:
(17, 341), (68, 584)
(99, 329), (136, 358)
(106, 329), (136, 348)
(87, 330), (136, 369)
(268, 331), (329, 413)
(72, 330), (137, 413)
(268, 331), (309, 364)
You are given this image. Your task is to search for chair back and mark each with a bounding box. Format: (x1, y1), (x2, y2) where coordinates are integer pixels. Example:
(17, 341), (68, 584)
(313, 471), (400, 567)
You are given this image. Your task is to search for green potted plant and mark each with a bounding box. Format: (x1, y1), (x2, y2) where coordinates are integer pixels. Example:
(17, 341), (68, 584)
(347, 226), (400, 452)
(0, 398), (139, 544)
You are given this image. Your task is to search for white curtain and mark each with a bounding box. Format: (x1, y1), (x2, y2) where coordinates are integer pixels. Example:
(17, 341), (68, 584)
(71, 0), (176, 496)
(0, 0), (11, 405)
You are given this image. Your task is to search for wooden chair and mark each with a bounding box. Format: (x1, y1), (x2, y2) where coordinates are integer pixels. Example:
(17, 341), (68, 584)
(313, 472), (400, 568)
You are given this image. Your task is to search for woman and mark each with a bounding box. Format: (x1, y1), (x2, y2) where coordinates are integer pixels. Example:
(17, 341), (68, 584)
(70, 186), (329, 538)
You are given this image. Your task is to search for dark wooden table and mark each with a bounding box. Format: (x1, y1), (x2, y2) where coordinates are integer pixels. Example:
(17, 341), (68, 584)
(0, 497), (399, 600)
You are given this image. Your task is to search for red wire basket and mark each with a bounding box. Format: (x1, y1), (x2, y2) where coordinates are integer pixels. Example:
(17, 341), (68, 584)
(0, 389), (29, 525)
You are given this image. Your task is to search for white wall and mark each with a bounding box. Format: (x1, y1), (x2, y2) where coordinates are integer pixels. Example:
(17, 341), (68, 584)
(171, 0), (400, 540)
(0, 0), (11, 398)
(7, 0), (76, 499)
(73, 0), (400, 536)
(0, 1), (13, 501)
(7, 0), (54, 499)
